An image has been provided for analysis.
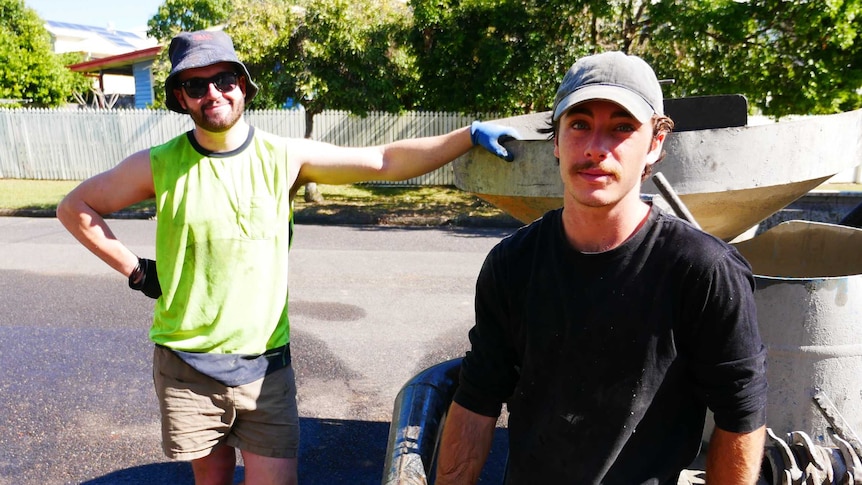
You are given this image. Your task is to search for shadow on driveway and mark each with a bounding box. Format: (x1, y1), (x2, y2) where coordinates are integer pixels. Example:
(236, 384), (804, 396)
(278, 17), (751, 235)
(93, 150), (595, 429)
(81, 417), (508, 484)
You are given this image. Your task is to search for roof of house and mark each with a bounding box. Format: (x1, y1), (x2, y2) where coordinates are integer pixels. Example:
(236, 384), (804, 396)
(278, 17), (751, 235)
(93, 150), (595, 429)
(68, 46), (161, 76)
(45, 20), (157, 59)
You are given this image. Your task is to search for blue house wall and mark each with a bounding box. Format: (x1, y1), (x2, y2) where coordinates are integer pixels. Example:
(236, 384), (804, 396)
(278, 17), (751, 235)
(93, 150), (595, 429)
(133, 60), (155, 109)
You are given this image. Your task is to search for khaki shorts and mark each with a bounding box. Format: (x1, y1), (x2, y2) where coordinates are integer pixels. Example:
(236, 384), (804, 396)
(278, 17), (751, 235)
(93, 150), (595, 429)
(152, 345), (300, 461)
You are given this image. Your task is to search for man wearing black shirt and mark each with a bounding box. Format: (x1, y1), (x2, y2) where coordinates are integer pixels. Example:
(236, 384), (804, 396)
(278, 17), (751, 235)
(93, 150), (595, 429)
(436, 52), (768, 484)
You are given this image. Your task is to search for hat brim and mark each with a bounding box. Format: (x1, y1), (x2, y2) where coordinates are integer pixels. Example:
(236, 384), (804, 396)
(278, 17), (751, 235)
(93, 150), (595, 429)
(553, 85), (655, 124)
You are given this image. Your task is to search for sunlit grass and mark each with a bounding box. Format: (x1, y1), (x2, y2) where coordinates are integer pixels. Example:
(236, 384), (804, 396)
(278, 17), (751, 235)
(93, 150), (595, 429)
(0, 179), (80, 210)
(0, 179), (508, 220)
(293, 184), (508, 222)
(0, 179), (155, 213)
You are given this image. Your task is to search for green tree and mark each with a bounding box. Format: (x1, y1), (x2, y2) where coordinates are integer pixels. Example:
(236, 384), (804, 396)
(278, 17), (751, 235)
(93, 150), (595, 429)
(645, 0), (862, 118)
(227, 0), (417, 121)
(408, 0), (611, 115)
(0, 0), (88, 107)
(59, 51), (102, 106)
(147, 0), (233, 42)
(410, 0), (862, 118)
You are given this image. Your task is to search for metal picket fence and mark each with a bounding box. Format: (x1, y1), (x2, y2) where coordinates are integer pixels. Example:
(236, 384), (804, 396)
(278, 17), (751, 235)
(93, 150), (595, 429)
(0, 108), (478, 184)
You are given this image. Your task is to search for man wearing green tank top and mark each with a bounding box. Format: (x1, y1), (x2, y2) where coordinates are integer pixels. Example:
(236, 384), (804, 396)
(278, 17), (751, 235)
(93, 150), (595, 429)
(57, 29), (519, 485)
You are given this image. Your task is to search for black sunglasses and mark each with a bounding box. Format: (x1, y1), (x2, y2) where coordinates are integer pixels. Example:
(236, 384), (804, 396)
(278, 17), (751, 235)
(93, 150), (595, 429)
(179, 72), (240, 99)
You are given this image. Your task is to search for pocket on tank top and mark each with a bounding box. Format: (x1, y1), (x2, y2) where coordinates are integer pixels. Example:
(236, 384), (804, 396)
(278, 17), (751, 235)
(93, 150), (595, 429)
(238, 196), (277, 239)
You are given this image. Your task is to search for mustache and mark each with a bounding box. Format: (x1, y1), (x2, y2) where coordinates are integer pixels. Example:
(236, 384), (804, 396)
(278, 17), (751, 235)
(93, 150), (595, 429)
(569, 161), (622, 179)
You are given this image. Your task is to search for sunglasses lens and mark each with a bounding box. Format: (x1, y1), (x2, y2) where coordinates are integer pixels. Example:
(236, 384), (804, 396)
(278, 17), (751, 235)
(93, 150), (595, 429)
(214, 73), (238, 92)
(182, 80), (208, 98)
(181, 73), (239, 99)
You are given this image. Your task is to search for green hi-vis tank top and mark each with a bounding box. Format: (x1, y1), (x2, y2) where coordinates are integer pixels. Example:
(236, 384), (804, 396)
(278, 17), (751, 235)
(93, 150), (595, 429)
(149, 127), (292, 355)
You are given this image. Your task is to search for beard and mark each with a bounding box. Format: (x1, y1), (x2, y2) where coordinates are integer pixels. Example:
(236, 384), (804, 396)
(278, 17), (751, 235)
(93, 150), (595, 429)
(187, 95), (245, 133)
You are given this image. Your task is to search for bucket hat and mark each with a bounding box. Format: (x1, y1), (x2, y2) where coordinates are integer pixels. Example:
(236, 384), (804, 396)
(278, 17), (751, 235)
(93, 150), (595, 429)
(553, 51), (663, 124)
(164, 30), (259, 113)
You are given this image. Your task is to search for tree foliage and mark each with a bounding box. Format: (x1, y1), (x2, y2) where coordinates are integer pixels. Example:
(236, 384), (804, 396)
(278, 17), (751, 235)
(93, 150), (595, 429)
(410, 0), (862, 118)
(646, 0), (862, 118)
(147, 0), (233, 43)
(0, 0), (89, 107)
(226, 0), (416, 117)
(144, 0), (862, 118)
(408, 0), (657, 115)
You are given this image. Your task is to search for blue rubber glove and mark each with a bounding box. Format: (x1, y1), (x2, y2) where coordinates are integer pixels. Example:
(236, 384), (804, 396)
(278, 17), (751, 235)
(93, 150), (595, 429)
(470, 121), (521, 162)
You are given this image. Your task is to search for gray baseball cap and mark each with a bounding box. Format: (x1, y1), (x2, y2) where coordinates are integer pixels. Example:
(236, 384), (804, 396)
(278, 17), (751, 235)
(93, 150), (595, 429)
(164, 30), (259, 113)
(552, 51), (663, 124)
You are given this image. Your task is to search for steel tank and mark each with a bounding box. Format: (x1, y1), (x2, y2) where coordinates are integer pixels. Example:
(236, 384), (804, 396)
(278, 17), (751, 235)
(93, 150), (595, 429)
(732, 220), (862, 445)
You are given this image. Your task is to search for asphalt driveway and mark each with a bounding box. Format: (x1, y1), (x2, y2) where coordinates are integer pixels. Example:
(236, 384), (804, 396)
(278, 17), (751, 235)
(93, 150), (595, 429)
(0, 217), (513, 485)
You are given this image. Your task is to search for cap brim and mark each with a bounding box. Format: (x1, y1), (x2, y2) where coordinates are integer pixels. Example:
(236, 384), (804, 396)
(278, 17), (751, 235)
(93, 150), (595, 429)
(553, 85), (655, 124)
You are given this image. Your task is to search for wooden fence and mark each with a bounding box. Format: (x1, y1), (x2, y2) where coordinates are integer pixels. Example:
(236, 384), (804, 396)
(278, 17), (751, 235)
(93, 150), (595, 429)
(0, 108), (477, 184)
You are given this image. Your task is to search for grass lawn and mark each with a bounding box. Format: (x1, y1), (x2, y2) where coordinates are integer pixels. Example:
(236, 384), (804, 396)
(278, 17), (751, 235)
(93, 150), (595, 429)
(292, 184), (509, 223)
(0, 179), (80, 210)
(0, 179), (513, 223)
